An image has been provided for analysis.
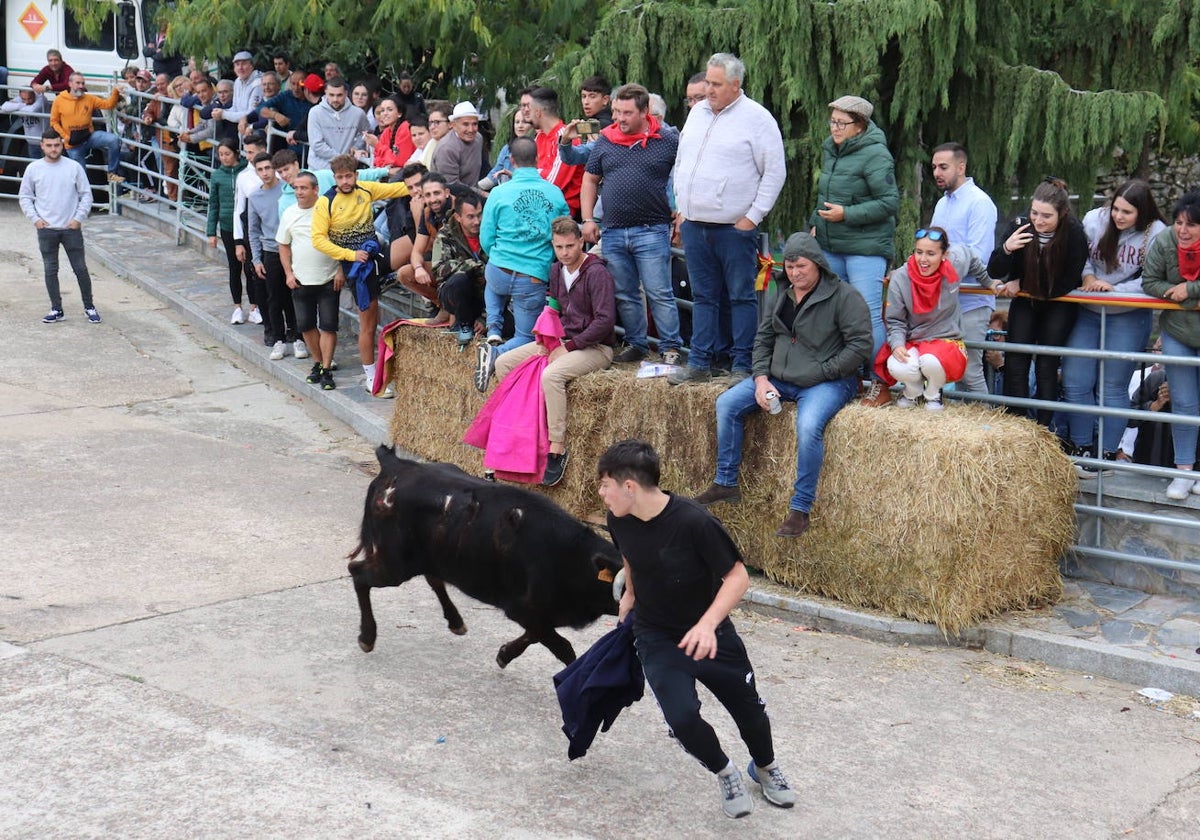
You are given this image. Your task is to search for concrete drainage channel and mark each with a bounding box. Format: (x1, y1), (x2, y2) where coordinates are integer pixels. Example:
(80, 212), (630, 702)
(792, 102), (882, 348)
(86, 210), (1200, 697)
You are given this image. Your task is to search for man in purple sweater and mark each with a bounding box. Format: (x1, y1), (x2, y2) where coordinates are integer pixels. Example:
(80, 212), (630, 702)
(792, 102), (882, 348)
(490, 216), (616, 486)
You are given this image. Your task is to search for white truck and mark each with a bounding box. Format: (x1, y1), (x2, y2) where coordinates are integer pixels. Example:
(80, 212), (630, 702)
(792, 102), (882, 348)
(3, 0), (159, 86)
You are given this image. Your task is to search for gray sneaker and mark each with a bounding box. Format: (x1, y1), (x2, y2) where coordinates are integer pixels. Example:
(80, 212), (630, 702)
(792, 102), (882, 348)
(747, 761), (796, 808)
(717, 766), (753, 818)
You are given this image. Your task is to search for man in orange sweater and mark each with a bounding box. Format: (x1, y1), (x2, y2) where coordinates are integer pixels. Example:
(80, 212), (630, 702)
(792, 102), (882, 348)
(50, 73), (125, 183)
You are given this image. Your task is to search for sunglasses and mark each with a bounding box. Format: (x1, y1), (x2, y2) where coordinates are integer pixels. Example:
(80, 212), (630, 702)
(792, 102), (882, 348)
(914, 229), (945, 241)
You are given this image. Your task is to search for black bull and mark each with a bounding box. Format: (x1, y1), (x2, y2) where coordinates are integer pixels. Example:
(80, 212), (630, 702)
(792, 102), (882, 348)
(348, 447), (623, 668)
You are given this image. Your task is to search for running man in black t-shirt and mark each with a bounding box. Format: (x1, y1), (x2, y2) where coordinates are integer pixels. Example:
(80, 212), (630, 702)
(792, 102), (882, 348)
(597, 439), (796, 819)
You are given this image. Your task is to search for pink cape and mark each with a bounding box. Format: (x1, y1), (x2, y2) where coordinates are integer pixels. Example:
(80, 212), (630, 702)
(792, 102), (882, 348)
(462, 308), (565, 483)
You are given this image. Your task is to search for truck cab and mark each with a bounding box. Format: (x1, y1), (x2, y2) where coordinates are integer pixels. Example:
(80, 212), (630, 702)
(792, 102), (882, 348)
(3, 0), (160, 86)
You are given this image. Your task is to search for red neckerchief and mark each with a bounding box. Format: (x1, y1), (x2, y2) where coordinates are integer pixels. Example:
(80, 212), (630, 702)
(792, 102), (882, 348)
(1180, 238), (1200, 282)
(600, 115), (662, 148)
(906, 254), (958, 314)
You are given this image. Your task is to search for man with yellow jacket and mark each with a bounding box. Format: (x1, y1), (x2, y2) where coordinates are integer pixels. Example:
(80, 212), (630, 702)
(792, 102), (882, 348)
(311, 154), (409, 394)
(50, 73), (125, 183)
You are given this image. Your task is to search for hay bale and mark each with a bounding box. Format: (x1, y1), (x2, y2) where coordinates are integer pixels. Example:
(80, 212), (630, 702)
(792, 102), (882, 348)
(718, 403), (1071, 633)
(386, 328), (1072, 632)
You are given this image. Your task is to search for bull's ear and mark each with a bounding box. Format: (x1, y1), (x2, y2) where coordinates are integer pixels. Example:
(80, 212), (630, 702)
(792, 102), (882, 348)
(593, 552), (620, 582)
(371, 478), (398, 514)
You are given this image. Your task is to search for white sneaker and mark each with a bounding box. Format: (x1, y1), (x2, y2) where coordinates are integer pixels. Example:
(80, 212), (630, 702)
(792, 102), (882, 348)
(895, 395), (918, 408)
(1166, 477), (1195, 500)
(248, 307), (263, 324)
(269, 341), (286, 360)
(293, 340), (309, 359)
(376, 382), (396, 399)
(924, 399), (944, 412)
(230, 306), (245, 325)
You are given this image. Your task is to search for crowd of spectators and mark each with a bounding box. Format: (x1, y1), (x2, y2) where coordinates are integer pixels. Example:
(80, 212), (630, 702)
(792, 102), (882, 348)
(9, 44), (1199, 501)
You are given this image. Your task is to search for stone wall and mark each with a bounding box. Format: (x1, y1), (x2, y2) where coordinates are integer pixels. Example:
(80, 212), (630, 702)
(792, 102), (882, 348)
(1095, 150), (1200, 212)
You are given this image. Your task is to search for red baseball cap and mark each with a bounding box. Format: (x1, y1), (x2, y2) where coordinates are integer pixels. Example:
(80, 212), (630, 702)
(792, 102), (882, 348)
(302, 73), (325, 94)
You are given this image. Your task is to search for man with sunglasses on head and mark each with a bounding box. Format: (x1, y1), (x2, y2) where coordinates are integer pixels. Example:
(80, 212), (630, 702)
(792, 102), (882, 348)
(930, 142), (999, 394)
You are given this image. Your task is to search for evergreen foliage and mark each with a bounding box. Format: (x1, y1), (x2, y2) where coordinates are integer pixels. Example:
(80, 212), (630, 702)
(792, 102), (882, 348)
(65, 0), (1200, 243)
(547, 0), (1200, 240)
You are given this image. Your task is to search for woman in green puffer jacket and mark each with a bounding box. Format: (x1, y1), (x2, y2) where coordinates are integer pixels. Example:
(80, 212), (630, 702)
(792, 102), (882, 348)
(809, 95), (899, 406)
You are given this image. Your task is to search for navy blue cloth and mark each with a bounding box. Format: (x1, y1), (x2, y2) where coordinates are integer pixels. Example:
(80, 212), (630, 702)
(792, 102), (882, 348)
(553, 615), (644, 760)
(347, 239), (381, 311)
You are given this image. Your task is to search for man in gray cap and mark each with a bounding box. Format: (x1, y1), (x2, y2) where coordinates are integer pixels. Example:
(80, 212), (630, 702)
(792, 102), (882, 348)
(209, 50), (263, 137)
(693, 232), (871, 538)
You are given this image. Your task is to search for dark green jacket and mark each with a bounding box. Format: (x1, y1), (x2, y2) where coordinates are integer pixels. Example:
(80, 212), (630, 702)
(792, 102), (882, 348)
(1142, 227), (1200, 349)
(206, 159), (246, 236)
(752, 236), (873, 386)
(809, 121), (899, 260)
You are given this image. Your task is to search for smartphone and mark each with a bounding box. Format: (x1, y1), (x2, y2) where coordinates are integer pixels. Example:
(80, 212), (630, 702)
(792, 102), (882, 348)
(577, 118), (601, 138)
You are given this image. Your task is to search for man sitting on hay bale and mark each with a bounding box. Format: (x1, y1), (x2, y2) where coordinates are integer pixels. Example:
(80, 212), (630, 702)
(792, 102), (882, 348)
(694, 232), (872, 538)
(491, 216), (616, 486)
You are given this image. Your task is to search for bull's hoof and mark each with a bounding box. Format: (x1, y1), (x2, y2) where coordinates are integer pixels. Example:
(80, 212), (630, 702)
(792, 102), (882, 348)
(358, 637), (375, 653)
(496, 650), (510, 669)
(449, 623), (468, 636)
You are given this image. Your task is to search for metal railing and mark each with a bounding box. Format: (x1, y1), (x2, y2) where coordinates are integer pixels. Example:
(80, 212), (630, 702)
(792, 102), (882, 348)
(952, 286), (1200, 578)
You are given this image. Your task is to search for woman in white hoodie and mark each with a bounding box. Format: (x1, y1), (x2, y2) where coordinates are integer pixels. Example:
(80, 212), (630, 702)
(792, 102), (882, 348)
(1062, 179), (1166, 473)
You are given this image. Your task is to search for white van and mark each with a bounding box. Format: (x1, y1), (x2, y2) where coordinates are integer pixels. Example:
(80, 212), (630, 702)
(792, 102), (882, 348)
(2, 0), (159, 87)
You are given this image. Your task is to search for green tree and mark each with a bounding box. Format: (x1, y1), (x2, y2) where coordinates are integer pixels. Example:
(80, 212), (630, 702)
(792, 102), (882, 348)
(545, 0), (1200, 240)
(65, 0), (599, 101)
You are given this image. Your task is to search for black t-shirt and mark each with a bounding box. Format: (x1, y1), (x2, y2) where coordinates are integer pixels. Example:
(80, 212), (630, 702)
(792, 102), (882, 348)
(607, 493), (741, 638)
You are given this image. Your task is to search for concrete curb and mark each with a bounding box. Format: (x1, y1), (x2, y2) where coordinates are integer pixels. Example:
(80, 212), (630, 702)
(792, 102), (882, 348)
(88, 218), (1200, 697)
(88, 236), (392, 446)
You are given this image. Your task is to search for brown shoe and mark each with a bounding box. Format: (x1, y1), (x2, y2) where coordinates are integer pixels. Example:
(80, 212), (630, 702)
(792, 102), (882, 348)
(860, 380), (892, 408)
(107, 173), (126, 183)
(694, 482), (741, 506)
(775, 509), (810, 538)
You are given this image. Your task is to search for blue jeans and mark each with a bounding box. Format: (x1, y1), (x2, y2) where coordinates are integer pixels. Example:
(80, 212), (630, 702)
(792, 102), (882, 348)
(66, 130), (122, 174)
(680, 221), (759, 372)
(484, 262), (546, 356)
(1161, 332), (1200, 467)
(603, 224), (681, 353)
(1062, 308), (1152, 453)
(714, 375), (857, 512)
(822, 252), (887, 375)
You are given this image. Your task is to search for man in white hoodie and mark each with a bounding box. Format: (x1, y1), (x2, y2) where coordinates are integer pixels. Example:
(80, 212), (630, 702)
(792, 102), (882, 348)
(19, 131), (100, 324)
(305, 77), (368, 171)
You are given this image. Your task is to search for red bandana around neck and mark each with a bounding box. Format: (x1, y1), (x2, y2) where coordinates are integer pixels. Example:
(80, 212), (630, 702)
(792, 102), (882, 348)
(1179, 238), (1200, 282)
(600, 115), (662, 148)
(906, 254), (958, 314)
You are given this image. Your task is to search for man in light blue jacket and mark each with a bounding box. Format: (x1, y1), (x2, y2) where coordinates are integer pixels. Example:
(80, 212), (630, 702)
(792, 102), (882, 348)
(475, 136), (569, 390)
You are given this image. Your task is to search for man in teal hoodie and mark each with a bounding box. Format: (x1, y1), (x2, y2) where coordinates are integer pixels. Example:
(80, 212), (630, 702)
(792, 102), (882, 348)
(475, 136), (569, 389)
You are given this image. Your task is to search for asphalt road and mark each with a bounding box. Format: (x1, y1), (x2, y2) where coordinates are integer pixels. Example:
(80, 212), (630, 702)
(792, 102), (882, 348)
(2, 205), (1198, 839)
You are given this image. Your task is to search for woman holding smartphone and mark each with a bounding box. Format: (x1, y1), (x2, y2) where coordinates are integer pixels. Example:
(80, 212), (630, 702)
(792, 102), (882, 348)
(988, 177), (1088, 426)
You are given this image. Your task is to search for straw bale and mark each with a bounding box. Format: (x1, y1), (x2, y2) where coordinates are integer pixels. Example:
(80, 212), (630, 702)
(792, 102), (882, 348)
(386, 328), (1072, 632)
(719, 403), (1072, 634)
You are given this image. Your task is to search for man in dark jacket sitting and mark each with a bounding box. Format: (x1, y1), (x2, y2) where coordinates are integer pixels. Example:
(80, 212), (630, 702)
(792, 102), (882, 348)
(694, 232), (872, 537)
(491, 216), (616, 486)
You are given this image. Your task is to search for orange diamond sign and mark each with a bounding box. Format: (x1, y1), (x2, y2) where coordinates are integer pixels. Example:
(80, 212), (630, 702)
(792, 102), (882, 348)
(21, 3), (47, 41)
